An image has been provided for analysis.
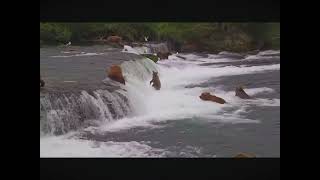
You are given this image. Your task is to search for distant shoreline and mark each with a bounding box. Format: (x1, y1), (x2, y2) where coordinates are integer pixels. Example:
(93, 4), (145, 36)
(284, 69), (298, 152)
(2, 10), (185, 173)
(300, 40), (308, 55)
(40, 42), (279, 55)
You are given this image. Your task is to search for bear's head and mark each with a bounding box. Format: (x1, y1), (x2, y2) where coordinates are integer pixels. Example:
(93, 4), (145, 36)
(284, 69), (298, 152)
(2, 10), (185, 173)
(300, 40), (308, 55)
(152, 71), (158, 77)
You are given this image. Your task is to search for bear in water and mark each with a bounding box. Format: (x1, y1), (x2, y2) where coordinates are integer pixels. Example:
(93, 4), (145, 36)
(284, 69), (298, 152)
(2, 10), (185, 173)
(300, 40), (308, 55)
(40, 76), (45, 87)
(157, 52), (172, 60)
(199, 92), (226, 104)
(235, 86), (251, 99)
(150, 71), (161, 90)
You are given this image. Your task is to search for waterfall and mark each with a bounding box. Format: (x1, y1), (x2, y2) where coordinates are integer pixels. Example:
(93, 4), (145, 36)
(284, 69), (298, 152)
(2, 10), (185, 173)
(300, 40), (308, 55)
(40, 56), (158, 136)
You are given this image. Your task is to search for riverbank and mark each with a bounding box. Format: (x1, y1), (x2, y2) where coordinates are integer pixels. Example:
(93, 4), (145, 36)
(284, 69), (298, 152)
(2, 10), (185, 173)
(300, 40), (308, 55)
(40, 23), (280, 53)
(40, 41), (279, 56)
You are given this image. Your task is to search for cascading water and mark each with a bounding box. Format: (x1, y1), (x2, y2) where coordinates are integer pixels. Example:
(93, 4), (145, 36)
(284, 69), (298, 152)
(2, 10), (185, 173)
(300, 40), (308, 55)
(40, 55), (159, 136)
(40, 89), (132, 135)
(123, 43), (170, 55)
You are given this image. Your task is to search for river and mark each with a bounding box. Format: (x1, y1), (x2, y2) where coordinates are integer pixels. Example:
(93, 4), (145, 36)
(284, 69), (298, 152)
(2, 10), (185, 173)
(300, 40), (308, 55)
(40, 45), (280, 157)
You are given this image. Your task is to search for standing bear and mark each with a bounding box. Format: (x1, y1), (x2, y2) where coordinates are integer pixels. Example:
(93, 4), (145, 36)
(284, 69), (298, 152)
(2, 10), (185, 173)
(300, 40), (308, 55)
(150, 71), (161, 90)
(40, 75), (45, 87)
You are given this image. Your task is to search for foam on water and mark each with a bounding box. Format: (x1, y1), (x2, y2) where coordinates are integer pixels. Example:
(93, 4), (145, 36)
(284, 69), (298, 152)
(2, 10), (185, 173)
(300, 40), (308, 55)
(122, 45), (153, 55)
(244, 50), (280, 60)
(40, 132), (205, 157)
(175, 53), (204, 60)
(40, 134), (166, 157)
(51, 52), (104, 58)
(258, 50), (280, 56)
(168, 53), (243, 65)
(157, 62), (279, 88)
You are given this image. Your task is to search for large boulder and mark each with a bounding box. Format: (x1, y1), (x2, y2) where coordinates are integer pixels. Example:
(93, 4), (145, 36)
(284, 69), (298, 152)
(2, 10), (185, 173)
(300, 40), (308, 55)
(199, 92), (226, 104)
(107, 65), (125, 85)
(235, 86), (251, 99)
(145, 43), (171, 59)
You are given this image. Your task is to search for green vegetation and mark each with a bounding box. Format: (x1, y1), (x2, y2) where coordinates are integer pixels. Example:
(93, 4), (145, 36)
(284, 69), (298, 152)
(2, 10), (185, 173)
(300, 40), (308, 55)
(40, 22), (280, 52)
(40, 23), (72, 45)
(141, 54), (159, 63)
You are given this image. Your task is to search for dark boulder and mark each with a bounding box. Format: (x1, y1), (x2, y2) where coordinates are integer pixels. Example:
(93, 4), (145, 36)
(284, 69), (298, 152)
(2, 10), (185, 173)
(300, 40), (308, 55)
(235, 86), (251, 99)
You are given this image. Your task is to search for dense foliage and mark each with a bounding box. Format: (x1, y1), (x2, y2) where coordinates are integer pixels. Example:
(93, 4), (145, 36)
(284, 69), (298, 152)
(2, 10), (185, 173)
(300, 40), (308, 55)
(40, 22), (280, 52)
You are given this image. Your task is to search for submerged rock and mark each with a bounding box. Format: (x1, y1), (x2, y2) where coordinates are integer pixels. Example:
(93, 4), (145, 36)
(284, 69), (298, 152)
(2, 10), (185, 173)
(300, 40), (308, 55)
(218, 51), (245, 59)
(176, 55), (186, 60)
(107, 65), (125, 85)
(199, 92), (226, 104)
(234, 153), (256, 158)
(246, 50), (260, 55)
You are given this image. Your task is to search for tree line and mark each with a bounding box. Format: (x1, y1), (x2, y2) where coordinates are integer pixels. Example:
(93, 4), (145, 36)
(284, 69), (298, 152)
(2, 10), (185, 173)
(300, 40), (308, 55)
(40, 22), (279, 52)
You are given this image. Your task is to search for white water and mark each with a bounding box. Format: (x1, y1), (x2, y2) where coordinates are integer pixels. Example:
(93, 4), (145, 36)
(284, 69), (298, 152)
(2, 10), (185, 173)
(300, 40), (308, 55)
(40, 133), (166, 157)
(122, 45), (154, 55)
(95, 53), (280, 132)
(40, 89), (131, 136)
(51, 52), (104, 58)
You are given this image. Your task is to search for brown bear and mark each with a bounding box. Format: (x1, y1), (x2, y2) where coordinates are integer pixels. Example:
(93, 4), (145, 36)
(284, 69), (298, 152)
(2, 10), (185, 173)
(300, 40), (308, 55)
(150, 71), (161, 90)
(235, 86), (251, 99)
(157, 52), (172, 60)
(106, 36), (122, 43)
(107, 65), (125, 85)
(199, 92), (226, 104)
(106, 36), (124, 48)
(40, 76), (45, 87)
